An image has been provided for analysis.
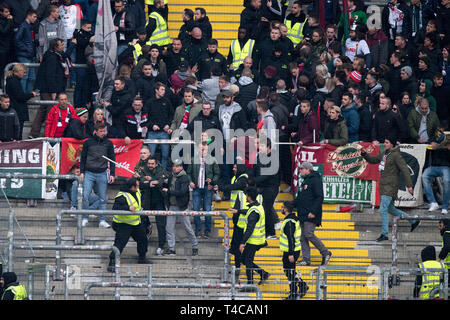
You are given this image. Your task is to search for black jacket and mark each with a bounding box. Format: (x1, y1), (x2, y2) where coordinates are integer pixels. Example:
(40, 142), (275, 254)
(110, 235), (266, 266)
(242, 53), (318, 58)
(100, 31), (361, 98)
(80, 134), (115, 175)
(241, 200), (266, 246)
(357, 104), (373, 142)
(186, 111), (221, 134)
(135, 74), (156, 103)
(35, 50), (67, 94)
(113, 184), (140, 211)
(163, 46), (191, 76)
(184, 37), (208, 69)
(371, 108), (405, 143)
(0, 15), (14, 54)
(108, 88), (133, 128)
(0, 107), (20, 142)
(294, 170), (323, 226)
(165, 169), (190, 210)
(146, 96), (173, 131)
(139, 164), (169, 210)
(5, 75), (34, 122)
(194, 16), (213, 41)
(63, 117), (90, 140)
(113, 9), (136, 45)
(235, 79), (259, 114)
(198, 50), (227, 81)
(73, 28), (92, 64)
(239, 5), (263, 41)
(120, 107), (149, 139)
(252, 152), (280, 189)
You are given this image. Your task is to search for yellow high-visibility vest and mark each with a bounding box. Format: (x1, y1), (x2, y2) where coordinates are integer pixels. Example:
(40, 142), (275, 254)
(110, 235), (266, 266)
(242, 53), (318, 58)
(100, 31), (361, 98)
(236, 192), (263, 229)
(418, 260), (445, 299)
(280, 217), (301, 252)
(443, 230), (450, 269)
(284, 17), (306, 46)
(145, 0), (168, 5)
(229, 173), (249, 208)
(147, 11), (171, 47)
(230, 39), (255, 69)
(1, 285), (27, 300)
(130, 41), (151, 64)
(243, 203), (266, 246)
(113, 189), (142, 226)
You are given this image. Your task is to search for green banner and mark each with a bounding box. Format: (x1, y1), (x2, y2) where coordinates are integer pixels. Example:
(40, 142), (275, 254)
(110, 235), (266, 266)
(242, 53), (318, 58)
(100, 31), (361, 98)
(323, 175), (374, 204)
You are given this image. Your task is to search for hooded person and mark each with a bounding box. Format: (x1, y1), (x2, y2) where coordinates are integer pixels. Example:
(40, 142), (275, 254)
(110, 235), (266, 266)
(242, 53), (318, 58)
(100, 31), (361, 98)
(1, 272), (27, 300)
(413, 79), (437, 112)
(413, 245), (446, 299)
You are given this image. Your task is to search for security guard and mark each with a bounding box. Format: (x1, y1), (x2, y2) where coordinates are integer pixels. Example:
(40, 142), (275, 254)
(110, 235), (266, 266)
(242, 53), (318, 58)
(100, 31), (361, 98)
(145, 0), (171, 48)
(414, 245), (446, 299)
(229, 166), (249, 209)
(120, 27), (151, 64)
(0, 272), (28, 300)
(438, 219), (450, 269)
(145, 0), (169, 22)
(283, 0), (307, 47)
(239, 187), (269, 291)
(107, 178), (150, 273)
(228, 27), (255, 71)
(279, 201), (308, 300)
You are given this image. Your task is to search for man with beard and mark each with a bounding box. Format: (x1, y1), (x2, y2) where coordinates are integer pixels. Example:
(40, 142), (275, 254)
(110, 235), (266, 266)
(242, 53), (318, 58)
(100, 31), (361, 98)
(283, 1), (307, 48)
(344, 23), (371, 68)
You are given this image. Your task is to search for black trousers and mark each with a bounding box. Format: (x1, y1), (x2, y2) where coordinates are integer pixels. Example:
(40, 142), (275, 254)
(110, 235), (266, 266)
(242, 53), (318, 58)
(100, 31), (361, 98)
(109, 221), (148, 260)
(155, 215), (167, 248)
(261, 187), (278, 236)
(230, 226), (244, 268)
(242, 243), (265, 284)
(283, 251), (300, 295)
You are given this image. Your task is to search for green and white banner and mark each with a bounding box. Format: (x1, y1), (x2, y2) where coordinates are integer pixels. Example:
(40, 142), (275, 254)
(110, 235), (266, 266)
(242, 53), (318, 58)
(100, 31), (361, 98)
(0, 140), (60, 199)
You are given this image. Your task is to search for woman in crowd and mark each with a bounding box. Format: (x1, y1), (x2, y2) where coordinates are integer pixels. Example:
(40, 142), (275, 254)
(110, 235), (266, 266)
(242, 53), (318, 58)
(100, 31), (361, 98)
(322, 105), (348, 146)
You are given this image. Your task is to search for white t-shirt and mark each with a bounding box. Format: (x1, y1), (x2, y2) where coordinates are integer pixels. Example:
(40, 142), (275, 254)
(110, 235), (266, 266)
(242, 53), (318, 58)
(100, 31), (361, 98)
(60, 5), (83, 40)
(344, 38), (370, 62)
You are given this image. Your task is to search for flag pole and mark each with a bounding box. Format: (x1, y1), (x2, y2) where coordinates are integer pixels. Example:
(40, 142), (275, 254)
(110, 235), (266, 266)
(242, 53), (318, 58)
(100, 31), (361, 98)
(102, 155), (137, 176)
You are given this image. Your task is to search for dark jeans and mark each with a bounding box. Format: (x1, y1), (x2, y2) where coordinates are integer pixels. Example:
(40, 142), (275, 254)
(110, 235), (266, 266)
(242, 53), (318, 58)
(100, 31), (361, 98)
(109, 221), (148, 260)
(279, 134), (292, 184)
(242, 243), (265, 284)
(283, 251), (300, 294)
(230, 226), (244, 268)
(73, 68), (87, 108)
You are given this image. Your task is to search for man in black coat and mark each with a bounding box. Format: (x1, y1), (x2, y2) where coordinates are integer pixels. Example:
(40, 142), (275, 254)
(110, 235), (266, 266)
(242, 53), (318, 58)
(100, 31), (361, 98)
(294, 161), (332, 266)
(240, 0), (265, 42)
(30, 37), (67, 139)
(371, 96), (405, 145)
(178, 8), (195, 44)
(103, 77), (134, 138)
(113, 0), (136, 55)
(198, 38), (227, 81)
(120, 97), (149, 142)
(186, 101), (221, 134)
(194, 7), (212, 42)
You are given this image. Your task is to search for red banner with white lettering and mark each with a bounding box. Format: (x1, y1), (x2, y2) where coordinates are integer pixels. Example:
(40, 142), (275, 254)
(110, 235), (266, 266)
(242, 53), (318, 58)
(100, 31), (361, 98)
(60, 138), (142, 177)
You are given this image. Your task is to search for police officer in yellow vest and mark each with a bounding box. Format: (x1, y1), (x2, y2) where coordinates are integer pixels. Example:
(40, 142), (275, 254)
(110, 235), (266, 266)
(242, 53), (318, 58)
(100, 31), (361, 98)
(438, 219), (450, 269)
(145, 0), (171, 48)
(227, 27), (255, 72)
(107, 178), (150, 273)
(283, 0), (307, 48)
(119, 27), (151, 65)
(145, 0), (168, 22)
(238, 187), (270, 291)
(414, 245), (446, 299)
(0, 272), (28, 300)
(280, 201), (309, 300)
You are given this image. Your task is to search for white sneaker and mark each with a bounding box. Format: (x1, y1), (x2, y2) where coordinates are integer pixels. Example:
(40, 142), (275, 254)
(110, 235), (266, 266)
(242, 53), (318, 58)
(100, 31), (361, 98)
(429, 203), (440, 212)
(156, 248), (164, 255)
(442, 209), (448, 215)
(274, 222), (282, 230)
(82, 218), (89, 227)
(99, 221), (111, 228)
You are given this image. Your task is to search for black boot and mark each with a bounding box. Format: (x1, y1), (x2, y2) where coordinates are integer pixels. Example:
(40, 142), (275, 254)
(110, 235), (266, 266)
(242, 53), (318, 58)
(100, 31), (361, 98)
(138, 255), (151, 264)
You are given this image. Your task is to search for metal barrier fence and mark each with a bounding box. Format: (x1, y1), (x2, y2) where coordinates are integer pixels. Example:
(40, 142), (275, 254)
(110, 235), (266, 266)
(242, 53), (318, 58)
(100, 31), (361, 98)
(391, 214), (448, 268)
(55, 209), (231, 281)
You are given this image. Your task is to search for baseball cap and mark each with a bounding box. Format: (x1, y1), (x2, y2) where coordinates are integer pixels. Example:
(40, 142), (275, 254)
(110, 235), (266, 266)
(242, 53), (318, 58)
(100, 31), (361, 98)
(299, 161), (314, 170)
(221, 89), (234, 97)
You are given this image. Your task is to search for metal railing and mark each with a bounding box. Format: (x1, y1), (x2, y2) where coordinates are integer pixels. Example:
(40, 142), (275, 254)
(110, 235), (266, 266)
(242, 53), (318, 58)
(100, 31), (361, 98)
(55, 209), (231, 281)
(14, 244), (121, 300)
(391, 214), (448, 268)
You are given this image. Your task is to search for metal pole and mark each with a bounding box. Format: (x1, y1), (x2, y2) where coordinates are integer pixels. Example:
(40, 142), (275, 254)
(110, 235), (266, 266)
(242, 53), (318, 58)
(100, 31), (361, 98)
(7, 205), (14, 271)
(65, 265), (69, 300)
(44, 267), (51, 300)
(231, 265), (236, 300)
(147, 264), (152, 300)
(392, 217), (399, 267)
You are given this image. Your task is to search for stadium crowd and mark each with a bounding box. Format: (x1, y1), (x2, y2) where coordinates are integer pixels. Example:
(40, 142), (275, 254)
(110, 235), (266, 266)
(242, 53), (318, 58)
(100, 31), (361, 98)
(0, 0), (448, 248)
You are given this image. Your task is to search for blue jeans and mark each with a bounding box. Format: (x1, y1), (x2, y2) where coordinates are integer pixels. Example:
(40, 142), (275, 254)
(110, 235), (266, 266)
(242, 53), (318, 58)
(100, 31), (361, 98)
(117, 44), (128, 56)
(71, 180), (100, 209)
(192, 187), (213, 233)
(82, 171), (108, 221)
(17, 56), (35, 93)
(380, 195), (416, 237)
(147, 130), (170, 169)
(422, 166), (450, 210)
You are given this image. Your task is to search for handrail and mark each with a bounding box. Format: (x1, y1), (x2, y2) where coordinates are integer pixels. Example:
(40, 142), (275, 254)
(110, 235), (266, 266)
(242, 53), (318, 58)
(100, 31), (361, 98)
(56, 209), (231, 281)
(14, 244), (121, 300)
(391, 214), (448, 268)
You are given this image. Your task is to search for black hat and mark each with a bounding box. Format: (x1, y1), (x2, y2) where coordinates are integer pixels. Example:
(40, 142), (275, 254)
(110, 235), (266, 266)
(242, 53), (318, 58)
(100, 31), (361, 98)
(136, 27), (147, 35)
(1, 272), (17, 286)
(283, 201), (295, 213)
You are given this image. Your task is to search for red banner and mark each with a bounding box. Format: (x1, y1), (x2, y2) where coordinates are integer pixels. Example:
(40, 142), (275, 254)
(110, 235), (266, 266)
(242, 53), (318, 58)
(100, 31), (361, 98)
(60, 138), (143, 177)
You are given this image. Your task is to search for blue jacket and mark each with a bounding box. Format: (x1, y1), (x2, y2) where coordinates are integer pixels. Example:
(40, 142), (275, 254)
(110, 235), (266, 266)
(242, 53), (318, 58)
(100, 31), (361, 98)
(341, 103), (360, 143)
(13, 20), (35, 59)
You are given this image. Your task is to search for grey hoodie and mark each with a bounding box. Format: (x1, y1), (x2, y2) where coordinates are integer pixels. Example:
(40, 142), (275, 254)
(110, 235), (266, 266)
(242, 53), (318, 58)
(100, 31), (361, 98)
(38, 17), (66, 60)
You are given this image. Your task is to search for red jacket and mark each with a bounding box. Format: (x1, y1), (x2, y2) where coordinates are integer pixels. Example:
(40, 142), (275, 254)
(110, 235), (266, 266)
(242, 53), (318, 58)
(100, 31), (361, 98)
(45, 104), (77, 138)
(295, 111), (320, 145)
